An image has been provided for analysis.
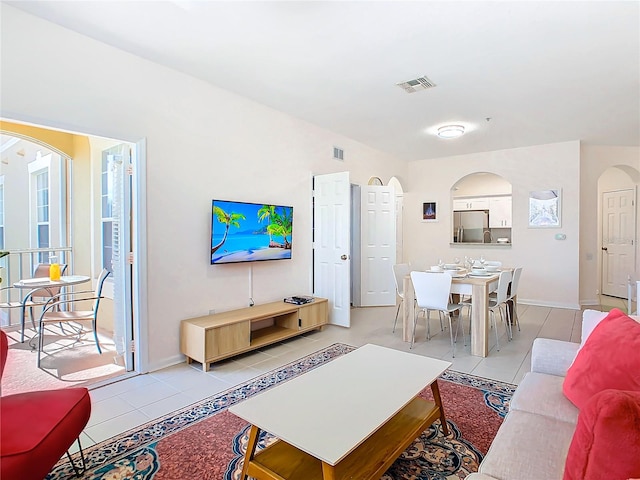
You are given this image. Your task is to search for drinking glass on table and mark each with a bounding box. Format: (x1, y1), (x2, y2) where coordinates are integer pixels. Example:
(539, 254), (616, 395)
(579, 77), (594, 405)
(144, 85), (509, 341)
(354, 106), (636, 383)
(465, 256), (474, 270)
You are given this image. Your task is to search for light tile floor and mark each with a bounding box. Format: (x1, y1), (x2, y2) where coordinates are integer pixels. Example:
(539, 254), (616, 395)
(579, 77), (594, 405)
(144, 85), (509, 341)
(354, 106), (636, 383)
(77, 297), (628, 452)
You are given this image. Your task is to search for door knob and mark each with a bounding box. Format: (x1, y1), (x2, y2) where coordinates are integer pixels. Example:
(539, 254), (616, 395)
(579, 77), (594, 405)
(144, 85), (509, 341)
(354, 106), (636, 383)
(341, 254), (348, 260)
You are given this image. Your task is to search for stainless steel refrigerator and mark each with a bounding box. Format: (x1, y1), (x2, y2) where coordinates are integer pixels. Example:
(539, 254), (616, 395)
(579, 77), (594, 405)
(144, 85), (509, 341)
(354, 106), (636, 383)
(453, 210), (489, 243)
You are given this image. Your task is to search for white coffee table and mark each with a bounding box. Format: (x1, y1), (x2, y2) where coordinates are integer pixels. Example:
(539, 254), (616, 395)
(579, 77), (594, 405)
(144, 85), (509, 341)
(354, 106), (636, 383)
(229, 344), (451, 480)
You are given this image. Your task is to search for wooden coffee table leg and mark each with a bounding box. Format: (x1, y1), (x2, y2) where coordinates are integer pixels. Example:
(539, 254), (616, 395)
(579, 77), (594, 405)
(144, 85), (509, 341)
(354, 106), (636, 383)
(240, 424), (261, 479)
(322, 462), (336, 480)
(430, 380), (449, 436)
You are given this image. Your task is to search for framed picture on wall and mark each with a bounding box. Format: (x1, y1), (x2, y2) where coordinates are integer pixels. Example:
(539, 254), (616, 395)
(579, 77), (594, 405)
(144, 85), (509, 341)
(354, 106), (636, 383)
(422, 202), (437, 222)
(529, 189), (561, 227)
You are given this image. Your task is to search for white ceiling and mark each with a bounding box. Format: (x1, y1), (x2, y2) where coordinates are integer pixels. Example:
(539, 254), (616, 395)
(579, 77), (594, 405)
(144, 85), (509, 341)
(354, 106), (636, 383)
(6, 1), (640, 161)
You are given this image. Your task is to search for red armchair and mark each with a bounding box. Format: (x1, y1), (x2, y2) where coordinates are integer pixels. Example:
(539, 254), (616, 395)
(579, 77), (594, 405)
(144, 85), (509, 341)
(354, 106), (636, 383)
(0, 330), (92, 479)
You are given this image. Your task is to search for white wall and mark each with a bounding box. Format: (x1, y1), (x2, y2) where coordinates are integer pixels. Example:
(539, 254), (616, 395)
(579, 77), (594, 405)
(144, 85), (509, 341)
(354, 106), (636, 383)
(0, 6), (407, 371)
(405, 141), (581, 308)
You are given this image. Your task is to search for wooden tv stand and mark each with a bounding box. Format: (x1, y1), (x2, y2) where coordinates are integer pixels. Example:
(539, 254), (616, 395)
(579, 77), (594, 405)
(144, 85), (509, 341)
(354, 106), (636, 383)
(180, 298), (328, 371)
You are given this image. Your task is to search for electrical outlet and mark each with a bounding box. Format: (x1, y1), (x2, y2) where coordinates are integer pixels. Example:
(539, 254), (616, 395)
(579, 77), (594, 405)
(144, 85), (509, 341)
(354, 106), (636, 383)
(208, 309), (216, 315)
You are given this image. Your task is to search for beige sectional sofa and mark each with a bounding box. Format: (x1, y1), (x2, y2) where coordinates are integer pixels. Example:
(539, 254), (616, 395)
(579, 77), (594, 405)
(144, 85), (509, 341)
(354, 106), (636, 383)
(467, 309), (640, 480)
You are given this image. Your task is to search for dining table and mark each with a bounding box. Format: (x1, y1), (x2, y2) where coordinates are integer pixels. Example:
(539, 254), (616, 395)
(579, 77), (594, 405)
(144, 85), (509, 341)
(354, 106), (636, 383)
(402, 270), (504, 357)
(12, 275), (91, 342)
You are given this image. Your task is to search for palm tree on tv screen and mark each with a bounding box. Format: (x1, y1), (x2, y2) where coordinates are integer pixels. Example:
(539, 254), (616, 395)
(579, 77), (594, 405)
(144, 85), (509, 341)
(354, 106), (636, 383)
(257, 205), (276, 244)
(271, 206), (292, 249)
(211, 206), (245, 255)
(258, 205), (292, 249)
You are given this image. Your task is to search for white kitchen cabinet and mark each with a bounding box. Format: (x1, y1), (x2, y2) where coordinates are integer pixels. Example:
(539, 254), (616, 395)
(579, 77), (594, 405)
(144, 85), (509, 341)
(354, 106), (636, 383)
(452, 198), (490, 211)
(489, 197), (512, 227)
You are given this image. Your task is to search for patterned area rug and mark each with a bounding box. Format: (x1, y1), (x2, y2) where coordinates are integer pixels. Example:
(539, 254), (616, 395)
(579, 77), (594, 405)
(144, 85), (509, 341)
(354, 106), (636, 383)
(47, 343), (515, 480)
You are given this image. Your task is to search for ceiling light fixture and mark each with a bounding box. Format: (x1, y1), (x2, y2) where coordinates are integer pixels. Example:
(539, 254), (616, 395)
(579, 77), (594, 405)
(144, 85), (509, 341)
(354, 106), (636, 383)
(437, 125), (465, 139)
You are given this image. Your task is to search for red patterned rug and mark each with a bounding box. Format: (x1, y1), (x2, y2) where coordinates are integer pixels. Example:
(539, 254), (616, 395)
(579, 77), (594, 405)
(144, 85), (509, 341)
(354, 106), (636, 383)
(47, 344), (514, 480)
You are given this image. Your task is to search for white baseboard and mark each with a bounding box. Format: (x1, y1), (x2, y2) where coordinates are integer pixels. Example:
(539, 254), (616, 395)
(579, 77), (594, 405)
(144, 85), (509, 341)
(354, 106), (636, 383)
(518, 298), (581, 310)
(580, 298), (600, 307)
(144, 354), (187, 374)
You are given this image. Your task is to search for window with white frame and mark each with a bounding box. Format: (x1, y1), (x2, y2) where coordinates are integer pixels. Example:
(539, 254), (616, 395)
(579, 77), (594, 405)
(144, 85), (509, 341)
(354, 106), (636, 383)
(101, 152), (114, 272)
(35, 170), (50, 263)
(0, 180), (4, 250)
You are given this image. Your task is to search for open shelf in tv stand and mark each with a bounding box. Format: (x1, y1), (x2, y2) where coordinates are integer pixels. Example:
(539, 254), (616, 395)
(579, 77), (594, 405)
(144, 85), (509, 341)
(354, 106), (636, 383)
(180, 298), (328, 372)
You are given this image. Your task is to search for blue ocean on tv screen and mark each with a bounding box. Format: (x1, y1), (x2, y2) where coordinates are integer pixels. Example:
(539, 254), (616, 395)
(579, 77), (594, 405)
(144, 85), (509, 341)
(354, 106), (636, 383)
(211, 200), (293, 264)
(212, 233), (289, 254)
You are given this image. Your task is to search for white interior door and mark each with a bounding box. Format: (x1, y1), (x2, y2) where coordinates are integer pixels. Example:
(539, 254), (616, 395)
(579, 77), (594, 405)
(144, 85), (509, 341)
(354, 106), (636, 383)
(360, 185), (396, 306)
(602, 188), (637, 298)
(313, 172), (351, 327)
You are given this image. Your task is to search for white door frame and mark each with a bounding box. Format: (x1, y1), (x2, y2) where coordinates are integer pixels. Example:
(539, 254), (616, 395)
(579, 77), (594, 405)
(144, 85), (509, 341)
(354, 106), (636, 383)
(131, 138), (148, 372)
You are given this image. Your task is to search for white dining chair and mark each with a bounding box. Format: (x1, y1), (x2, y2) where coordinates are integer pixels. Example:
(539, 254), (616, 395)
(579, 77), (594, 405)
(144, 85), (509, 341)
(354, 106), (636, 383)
(410, 271), (462, 356)
(505, 267), (523, 338)
(488, 270), (513, 351)
(392, 263), (411, 333)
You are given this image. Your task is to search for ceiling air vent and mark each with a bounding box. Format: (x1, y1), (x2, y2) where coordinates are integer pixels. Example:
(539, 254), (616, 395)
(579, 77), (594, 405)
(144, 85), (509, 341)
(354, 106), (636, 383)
(333, 146), (344, 161)
(396, 76), (437, 93)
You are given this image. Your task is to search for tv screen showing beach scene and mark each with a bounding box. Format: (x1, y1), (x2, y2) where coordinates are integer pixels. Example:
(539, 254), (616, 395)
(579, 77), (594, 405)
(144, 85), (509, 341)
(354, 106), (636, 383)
(211, 200), (293, 264)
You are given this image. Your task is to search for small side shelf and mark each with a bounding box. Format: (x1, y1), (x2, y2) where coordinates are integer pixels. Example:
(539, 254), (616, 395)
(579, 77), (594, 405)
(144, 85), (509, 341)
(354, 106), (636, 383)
(180, 298), (328, 371)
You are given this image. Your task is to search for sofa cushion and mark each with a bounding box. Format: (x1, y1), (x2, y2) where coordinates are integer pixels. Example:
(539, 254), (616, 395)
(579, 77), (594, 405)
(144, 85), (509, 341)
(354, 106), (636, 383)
(579, 309), (607, 349)
(531, 338), (580, 377)
(563, 308), (640, 409)
(479, 410), (576, 480)
(511, 372), (579, 424)
(563, 389), (640, 480)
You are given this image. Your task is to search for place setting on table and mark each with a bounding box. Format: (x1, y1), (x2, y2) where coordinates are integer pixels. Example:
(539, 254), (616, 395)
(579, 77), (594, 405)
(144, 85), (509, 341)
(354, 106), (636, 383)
(428, 256), (501, 279)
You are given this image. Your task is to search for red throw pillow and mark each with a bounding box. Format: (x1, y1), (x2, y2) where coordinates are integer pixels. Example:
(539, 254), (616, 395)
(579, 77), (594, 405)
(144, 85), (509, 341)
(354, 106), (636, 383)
(563, 389), (640, 480)
(563, 308), (640, 409)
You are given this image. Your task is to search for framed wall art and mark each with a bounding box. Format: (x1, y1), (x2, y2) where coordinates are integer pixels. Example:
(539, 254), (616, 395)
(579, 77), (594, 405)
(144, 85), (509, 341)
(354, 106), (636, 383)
(529, 189), (561, 228)
(422, 202), (437, 222)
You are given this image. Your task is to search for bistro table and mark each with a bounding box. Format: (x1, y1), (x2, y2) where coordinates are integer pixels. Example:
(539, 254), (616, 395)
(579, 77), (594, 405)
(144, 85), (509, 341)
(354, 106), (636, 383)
(402, 272), (500, 357)
(12, 275), (91, 342)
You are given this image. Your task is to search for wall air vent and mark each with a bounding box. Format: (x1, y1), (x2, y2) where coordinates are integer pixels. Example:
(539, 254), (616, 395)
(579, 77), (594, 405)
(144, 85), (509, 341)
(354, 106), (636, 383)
(396, 76), (437, 93)
(333, 146), (344, 161)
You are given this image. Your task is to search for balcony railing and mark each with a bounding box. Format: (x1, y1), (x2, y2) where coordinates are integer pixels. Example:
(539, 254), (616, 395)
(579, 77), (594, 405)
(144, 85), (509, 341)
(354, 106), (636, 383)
(0, 247), (74, 329)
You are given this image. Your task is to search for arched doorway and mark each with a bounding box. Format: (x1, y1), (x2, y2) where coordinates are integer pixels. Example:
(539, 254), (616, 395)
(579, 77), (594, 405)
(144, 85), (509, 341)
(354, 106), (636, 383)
(598, 165), (639, 301)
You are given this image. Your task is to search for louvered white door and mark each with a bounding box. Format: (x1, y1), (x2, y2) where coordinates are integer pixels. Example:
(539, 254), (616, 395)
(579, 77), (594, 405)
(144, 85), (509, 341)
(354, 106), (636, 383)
(106, 144), (134, 371)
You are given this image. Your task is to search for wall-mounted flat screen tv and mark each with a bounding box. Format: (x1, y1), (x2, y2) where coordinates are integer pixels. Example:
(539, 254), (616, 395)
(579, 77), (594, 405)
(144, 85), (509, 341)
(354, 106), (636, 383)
(211, 200), (293, 264)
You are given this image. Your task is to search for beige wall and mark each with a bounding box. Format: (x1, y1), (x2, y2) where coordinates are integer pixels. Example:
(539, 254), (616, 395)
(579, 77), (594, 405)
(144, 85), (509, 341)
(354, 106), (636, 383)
(0, 120), (75, 158)
(406, 141), (582, 308)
